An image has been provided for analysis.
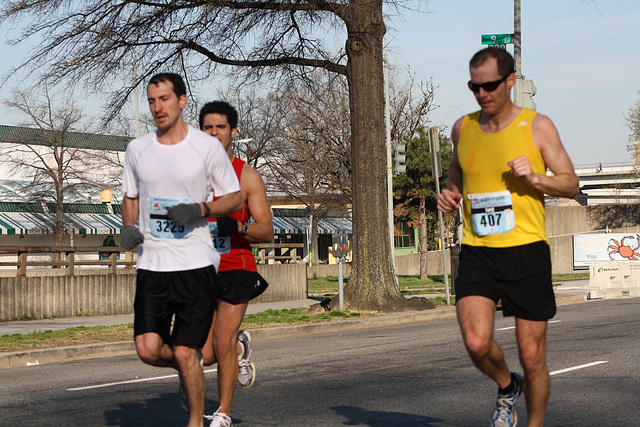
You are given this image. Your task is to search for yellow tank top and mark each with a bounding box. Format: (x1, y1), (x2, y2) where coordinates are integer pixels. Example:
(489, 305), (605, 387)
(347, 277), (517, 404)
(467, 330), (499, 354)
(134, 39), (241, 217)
(458, 108), (548, 247)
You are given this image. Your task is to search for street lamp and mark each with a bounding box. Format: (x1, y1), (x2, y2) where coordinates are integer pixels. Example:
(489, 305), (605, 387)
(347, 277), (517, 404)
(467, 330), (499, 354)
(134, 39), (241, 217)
(65, 58), (140, 138)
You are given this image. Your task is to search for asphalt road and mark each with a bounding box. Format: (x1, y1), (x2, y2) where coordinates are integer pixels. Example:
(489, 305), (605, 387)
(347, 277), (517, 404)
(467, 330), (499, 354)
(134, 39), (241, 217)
(0, 298), (638, 426)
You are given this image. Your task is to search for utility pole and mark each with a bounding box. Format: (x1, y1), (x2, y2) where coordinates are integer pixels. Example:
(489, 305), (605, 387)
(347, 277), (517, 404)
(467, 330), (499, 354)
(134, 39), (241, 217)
(512, 0), (536, 110)
(514, 0), (522, 79)
(384, 54), (397, 274)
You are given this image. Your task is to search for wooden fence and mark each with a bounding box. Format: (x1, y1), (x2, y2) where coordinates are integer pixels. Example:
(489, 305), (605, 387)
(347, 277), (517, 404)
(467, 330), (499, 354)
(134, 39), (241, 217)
(0, 243), (305, 276)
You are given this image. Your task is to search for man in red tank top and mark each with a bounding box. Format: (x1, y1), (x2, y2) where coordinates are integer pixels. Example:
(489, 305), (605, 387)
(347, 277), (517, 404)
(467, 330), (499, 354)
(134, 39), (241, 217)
(191, 101), (273, 427)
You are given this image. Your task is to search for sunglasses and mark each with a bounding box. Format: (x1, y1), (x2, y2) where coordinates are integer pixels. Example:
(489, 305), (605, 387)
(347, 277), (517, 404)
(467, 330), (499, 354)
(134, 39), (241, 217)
(467, 75), (509, 93)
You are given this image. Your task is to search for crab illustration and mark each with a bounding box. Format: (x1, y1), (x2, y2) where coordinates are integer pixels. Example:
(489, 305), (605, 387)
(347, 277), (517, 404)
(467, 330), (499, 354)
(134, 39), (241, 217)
(607, 235), (640, 260)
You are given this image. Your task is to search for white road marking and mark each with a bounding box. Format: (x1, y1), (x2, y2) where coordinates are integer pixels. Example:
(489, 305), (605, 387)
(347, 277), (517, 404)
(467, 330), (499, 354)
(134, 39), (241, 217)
(550, 361), (608, 376)
(496, 320), (561, 331)
(67, 368), (218, 391)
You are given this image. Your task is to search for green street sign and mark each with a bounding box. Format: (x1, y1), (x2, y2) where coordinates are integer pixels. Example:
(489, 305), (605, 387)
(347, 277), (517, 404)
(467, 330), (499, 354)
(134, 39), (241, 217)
(481, 33), (513, 45)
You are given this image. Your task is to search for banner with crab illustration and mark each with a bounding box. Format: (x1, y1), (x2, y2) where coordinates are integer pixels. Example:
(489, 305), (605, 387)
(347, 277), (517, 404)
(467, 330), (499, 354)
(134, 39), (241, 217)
(573, 233), (640, 269)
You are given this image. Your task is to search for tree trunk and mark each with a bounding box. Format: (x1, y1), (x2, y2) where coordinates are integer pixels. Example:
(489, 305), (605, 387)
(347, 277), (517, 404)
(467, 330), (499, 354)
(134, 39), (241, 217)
(311, 213), (319, 266)
(419, 198), (429, 279)
(55, 186), (65, 247)
(341, 1), (425, 312)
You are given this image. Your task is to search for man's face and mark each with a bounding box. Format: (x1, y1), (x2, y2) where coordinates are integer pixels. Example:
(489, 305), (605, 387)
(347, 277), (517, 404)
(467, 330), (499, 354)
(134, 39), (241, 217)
(147, 80), (186, 132)
(201, 113), (237, 152)
(469, 57), (513, 116)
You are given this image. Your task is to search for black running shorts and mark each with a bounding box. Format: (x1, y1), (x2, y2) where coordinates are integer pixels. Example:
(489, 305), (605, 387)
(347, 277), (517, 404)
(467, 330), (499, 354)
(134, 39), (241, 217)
(454, 241), (556, 321)
(134, 266), (217, 348)
(217, 270), (269, 304)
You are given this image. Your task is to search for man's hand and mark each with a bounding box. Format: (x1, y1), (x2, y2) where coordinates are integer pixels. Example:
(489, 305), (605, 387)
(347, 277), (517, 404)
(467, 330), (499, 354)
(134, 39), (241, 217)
(508, 155), (534, 183)
(120, 225), (144, 250)
(437, 189), (462, 213)
(216, 216), (239, 236)
(167, 203), (203, 227)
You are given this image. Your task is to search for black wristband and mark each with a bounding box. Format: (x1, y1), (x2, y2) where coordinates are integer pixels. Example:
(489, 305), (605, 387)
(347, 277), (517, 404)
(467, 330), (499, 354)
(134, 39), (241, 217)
(202, 202), (211, 218)
(239, 222), (249, 236)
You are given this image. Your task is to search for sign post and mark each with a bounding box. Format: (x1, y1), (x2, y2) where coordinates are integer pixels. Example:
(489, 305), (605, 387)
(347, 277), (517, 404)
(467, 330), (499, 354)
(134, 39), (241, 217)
(332, 234), (350, 311)
(429, 127), (451, 306)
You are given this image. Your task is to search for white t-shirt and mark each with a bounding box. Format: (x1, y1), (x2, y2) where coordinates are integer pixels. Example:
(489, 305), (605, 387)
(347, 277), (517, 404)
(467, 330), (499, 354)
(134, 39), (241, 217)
(122, 125), (240, 272)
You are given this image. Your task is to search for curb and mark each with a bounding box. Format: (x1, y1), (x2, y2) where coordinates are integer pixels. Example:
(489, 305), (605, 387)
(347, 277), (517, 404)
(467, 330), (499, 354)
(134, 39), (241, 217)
(0, 294), (587, 369)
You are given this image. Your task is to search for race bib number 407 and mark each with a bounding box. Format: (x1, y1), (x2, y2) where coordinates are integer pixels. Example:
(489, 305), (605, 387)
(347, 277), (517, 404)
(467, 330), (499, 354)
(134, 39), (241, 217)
(468, 190), (516, 237)
(149, 197), (190, 239)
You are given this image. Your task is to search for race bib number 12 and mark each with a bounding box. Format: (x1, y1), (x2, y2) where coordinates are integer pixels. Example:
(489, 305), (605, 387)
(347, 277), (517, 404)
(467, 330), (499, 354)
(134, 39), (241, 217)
(469, 190), (516, 236)
(209, 222), (231, 254)
(149, 197), (190, 239)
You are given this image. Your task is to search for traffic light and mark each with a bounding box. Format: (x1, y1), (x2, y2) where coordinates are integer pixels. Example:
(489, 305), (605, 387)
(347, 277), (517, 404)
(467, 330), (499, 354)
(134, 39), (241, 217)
(514, 78), (537, 111)
(394, 142), (407, 174)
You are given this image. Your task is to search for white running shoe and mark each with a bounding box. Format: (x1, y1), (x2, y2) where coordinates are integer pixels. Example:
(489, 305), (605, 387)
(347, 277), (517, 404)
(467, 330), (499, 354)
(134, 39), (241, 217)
(238, 358), (256, 388)
(205, 409), (232, 427)
(237, 330), (252, 360)
(237, 330), (255, 387)
(491, 372), (523, 427)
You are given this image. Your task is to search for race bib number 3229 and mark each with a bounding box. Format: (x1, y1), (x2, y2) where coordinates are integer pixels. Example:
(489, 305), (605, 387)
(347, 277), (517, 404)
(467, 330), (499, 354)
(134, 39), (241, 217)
(149, 197), (190, 239)
(468, 190), (516, 237)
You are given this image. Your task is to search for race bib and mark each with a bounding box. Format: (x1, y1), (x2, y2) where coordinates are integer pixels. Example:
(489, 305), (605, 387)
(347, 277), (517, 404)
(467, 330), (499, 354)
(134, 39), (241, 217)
(149, 197), (190, 239)
(468, 190), (516, 236)
(209, 222), (231, 254)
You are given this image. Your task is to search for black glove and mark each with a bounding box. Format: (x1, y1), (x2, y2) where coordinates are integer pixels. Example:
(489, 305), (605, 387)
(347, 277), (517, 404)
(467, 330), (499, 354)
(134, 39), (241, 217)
(120, 225), (144, 250)
(216, 216), (239, 236)
(167, 203), (202, 227)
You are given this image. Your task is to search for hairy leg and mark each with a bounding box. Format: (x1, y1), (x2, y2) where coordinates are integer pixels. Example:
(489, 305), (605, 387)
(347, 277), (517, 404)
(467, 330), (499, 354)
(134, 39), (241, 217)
(174, 344), (206, 427)
(214, 300), (248, 416)
(135, 332), (176, 368)
(515, 318), (550, 427)
(457, 296), (512, 388)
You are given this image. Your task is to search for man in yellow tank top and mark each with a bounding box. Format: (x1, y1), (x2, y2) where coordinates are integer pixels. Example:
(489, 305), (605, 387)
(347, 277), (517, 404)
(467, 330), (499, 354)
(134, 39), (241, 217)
(437, 48), (578, 427)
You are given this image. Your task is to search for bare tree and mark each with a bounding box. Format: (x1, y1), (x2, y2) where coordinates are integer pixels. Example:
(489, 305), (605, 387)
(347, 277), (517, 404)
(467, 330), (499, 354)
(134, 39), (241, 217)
(260, 73), (351, 265)
(1, 84), (125, 245)
(626, 96), (640, 169)
(0, 0), (431, 311)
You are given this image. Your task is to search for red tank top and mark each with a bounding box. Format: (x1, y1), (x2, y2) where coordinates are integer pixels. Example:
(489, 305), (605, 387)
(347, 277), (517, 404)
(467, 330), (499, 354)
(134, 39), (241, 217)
(209, 157), (257, 272)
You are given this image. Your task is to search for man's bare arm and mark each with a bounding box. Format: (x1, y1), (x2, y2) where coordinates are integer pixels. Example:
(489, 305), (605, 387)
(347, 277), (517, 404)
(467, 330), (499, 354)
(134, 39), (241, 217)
(512, 114), (579, 198)
(121, 195), (139, 227)
(242, 166), (274, 243)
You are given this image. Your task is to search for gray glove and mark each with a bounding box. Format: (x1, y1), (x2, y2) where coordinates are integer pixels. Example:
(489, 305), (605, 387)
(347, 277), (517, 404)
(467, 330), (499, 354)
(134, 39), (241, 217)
(167, 203), (202, 227)
(120, 225), (144, 250)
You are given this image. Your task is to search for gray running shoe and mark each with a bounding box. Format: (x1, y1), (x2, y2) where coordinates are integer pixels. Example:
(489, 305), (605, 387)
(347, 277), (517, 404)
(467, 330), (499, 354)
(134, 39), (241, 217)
(237, 330), (255, 387)
(205, 410), (232, 427)
(238, 330), (252, 360)
(491, 372), (523, 427)
(238, 358), (256, 388)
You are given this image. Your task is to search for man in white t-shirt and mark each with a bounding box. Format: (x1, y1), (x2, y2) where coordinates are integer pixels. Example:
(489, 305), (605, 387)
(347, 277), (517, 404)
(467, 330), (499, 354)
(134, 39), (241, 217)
(120, 73), (242, 427)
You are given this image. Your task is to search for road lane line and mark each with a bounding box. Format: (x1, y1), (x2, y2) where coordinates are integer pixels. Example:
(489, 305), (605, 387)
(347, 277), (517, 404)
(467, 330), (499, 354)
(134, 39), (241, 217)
(67, 368), (218, 391)
(550, 361), (608, 376)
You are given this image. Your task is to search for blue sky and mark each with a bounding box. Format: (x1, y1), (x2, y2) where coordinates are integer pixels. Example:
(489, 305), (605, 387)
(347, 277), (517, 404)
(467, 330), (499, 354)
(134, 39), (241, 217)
(0, 0), (638, 168)
(385, 0), (640, 167)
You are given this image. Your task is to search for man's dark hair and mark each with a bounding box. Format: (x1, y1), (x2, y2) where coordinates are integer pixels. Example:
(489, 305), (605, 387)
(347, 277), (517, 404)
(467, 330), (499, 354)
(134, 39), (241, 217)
(199, 101), (238, 130)
(469, 48), (515, 78)
(148, 73), (187, 98)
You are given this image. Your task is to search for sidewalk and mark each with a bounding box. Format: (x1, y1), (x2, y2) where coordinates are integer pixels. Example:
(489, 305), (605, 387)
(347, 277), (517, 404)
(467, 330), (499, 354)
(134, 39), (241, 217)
(0, 284), (589, 369)
(0, 298), (322, 336)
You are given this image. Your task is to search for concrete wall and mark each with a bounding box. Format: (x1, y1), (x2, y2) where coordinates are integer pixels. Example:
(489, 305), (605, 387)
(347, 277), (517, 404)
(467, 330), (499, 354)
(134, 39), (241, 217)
(308, 263), (352, 279)
(253, 263), (308, 303)
(0, 270), (137, 321)
(0, 264), (308, 320)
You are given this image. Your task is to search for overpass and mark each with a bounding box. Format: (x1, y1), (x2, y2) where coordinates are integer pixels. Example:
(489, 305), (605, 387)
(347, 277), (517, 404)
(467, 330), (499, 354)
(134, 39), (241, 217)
(546, 162), (640, 206)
